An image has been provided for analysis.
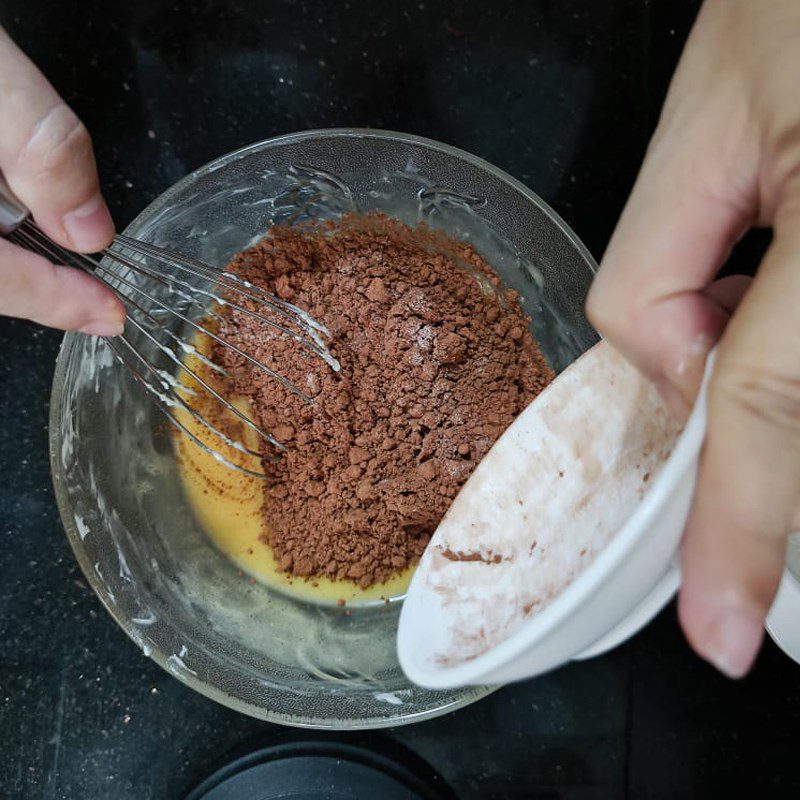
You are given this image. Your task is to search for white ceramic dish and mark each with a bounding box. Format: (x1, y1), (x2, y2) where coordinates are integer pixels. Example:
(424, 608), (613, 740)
(398, 343), (800, 688)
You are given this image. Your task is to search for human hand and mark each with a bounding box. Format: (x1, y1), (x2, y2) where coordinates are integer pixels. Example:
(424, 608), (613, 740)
(0, 28), (124, 334)
(586, 0), (800, 678)
(587, 0), (800, 677)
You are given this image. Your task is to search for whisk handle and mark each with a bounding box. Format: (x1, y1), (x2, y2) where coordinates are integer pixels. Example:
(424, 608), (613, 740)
(0, 173), (30, 236)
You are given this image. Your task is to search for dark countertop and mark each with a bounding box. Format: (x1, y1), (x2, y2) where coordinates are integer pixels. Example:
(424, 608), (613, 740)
(0, 1), (797, 798)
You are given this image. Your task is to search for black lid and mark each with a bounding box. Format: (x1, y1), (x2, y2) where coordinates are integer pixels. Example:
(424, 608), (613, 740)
(185, 740), (454, 800)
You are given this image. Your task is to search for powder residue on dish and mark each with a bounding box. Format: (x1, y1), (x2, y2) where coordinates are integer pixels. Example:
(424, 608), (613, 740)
(176, 212), (554, 605)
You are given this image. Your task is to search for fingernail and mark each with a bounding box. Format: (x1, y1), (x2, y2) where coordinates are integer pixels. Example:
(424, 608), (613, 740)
(654, 378), (691, 421)
(704, 606), (764, 679)
(62, 194), (114, 252)
(79, 319), (125, 337)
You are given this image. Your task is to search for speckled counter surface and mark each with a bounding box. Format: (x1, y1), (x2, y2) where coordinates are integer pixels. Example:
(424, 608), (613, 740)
(0, 2), (798, 798)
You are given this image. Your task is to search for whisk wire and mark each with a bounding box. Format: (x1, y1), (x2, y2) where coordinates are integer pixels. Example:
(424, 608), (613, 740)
(104, 334), (271, 479)
(118, 310), (283, 455)
(113, 332), (274, 460)
(12, 224), (274, 460)
(17, 221), (316, 402)
(114, 233), (334, 343)
(108, 238), (335, 366)
(6, 217), (338, 475)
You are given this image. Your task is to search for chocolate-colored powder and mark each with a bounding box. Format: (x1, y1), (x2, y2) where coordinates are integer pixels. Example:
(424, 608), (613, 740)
(216, 213), (553, 588)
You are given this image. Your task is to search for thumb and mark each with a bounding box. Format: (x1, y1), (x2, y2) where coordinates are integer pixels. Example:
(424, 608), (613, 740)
(0, 28), (114, 252)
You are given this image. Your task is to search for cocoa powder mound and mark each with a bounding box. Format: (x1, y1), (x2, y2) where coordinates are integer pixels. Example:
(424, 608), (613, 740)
(216, 213), (553, 588)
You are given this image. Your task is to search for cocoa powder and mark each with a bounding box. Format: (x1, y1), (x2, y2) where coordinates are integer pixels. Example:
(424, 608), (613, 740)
(216, 213), (553, 588)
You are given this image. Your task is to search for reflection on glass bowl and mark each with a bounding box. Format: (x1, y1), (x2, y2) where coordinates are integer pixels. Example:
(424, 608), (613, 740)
(49, 129), (597, 728)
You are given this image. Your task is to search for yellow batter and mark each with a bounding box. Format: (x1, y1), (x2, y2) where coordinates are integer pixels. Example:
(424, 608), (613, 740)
(173, 334), (414, 606)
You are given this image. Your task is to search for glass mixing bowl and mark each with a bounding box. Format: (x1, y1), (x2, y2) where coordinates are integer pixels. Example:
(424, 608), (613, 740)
(49, 130), (598, 728)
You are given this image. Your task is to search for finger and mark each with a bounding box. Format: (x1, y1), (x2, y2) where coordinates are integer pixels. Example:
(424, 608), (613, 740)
(0, 237), (124, 333)
(0, 28), (113, 251)
(586, 56), (758, 416)
(678, 215), (800, 678)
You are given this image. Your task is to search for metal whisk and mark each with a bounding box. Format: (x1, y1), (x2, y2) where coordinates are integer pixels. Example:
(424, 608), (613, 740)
(0, 176), (339, 477)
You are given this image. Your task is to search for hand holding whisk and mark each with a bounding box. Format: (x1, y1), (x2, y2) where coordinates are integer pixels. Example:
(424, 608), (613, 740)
(1, 174), (339, 476)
